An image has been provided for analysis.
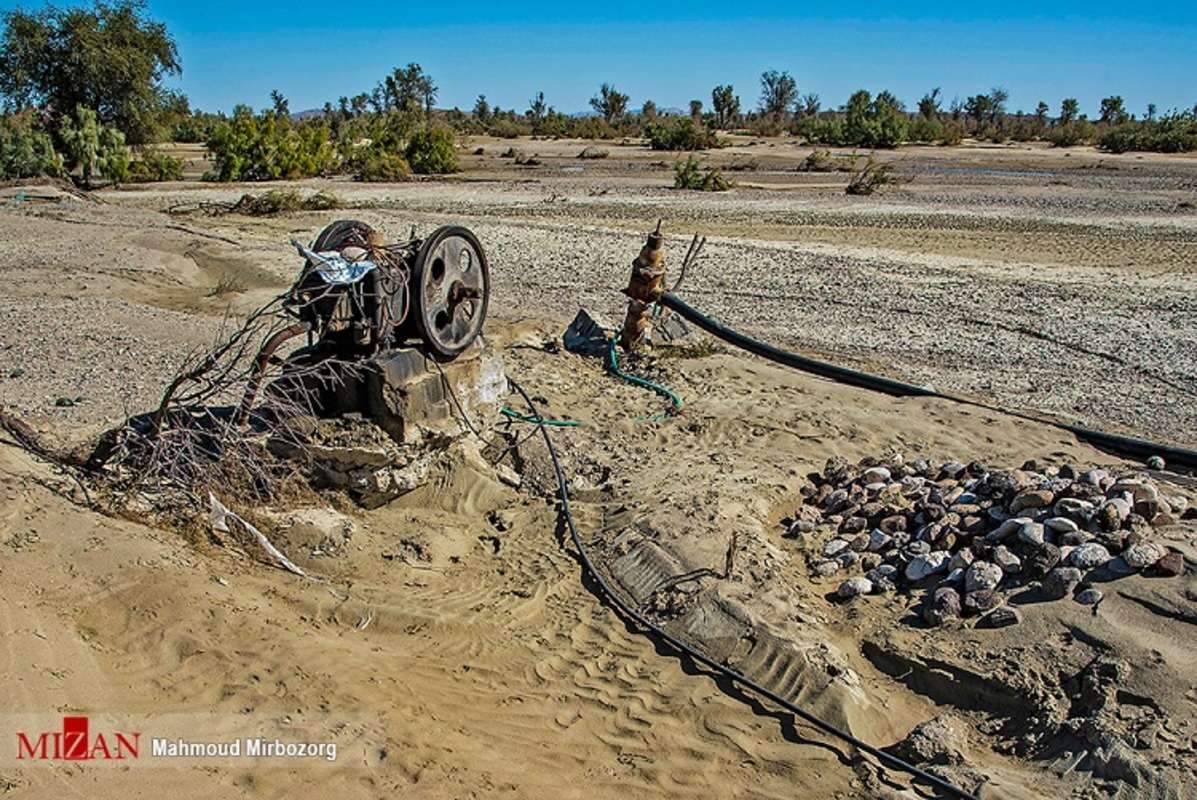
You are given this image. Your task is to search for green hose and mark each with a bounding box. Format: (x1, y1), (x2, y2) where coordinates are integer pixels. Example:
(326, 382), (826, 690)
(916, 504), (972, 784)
(501, 336), (682, 428)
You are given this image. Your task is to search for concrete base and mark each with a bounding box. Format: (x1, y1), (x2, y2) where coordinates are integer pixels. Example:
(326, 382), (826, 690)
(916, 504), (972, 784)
(270, 339), (505, 447)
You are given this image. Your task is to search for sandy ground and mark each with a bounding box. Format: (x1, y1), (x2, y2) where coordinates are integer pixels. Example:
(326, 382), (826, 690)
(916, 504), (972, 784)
(0, 139), (1195, 798)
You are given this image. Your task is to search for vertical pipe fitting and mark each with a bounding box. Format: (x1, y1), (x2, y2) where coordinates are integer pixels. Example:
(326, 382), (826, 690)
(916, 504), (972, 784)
(619, 224), (667, 351)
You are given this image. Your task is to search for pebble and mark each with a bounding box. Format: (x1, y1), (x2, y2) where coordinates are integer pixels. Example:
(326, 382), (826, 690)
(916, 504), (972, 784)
(1122, 542), (1166, 570)
(964, 589), (1003, 614)
(867, 564), (898, 582)
(814, 561), (840, 578)
(1042, 567), (1083, 600)
(867, 529), (892, 552)
(1146, 455), (1165, 471)
(787, 520), (816, 537)
(1010, 488), (1054, 513)
(980, 605), (1022, 628)
(1044, 516), (1079, 534)
(838, 577), (874, 598)
(1075, 588), (1104, 606)
(987, 516), (1028, 542)
(905, 551), (951, 582)
(965, 561), (1004, 593)
(923, 586), (962, 626)
(824, 539), (850, 558)
(1017, 521), (1047, 548)
(949, 549), (975, 572)
(1070, 542), (1112, 569)
(1023, 543), (1061, 579)
(1154, 551), (1185, 576)
(993, 545), (1022, 574)
(861, 466), (891, 484)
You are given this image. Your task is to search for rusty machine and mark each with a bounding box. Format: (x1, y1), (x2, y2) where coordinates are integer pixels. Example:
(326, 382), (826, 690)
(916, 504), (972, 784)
(238, 220), (490, 422)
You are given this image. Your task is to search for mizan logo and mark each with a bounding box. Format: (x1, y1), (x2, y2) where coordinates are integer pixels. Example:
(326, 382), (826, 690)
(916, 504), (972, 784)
(16, 716), (140, 761)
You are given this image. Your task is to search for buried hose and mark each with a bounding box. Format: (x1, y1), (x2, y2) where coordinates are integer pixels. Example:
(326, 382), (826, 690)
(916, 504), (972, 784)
(508, 378), (981, 800)
(605, 337), (682, 418)
(660, 292), (1197, 473)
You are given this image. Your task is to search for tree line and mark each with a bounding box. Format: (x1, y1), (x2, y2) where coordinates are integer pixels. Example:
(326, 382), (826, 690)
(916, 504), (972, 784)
(2, 2), (1195, 185)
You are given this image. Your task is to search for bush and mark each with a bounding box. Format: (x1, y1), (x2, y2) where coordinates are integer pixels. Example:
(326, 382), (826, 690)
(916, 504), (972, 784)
(1049, 121), (1097, 148)
(578, 146), (609, 159)
(206, 110), (337, 181)
(673, 154), (731, 191)
(647, 117), (720, 151)
(404, 126), (458, 174)
(231, 189), (342, 216)
(0, 111), (63, 179)
(128, 148), (184, 182)
(356, 149), (412, 182)
(846, 156), (906, 195)
(1100, 113), (1197, 154)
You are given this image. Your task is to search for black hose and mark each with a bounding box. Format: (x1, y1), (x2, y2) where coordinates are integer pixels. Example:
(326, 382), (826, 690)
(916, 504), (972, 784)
(508, 378), (981, 800)
(660, 292), (1197, 473)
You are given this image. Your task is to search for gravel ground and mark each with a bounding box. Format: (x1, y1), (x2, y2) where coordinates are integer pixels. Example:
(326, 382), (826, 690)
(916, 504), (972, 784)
(1, 142), (1194, 451)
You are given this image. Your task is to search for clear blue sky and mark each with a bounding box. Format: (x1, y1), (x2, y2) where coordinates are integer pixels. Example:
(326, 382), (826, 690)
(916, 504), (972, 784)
(5, 1), (1196, 118)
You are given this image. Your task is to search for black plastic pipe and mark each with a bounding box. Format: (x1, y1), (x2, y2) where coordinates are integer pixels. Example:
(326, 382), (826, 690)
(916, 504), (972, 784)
(660, 292), (1197, 473)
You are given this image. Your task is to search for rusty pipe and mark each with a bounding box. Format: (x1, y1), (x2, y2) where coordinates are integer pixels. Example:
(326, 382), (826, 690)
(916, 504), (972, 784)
(619, 225), (667, 351)
(235, 322), (311, 425)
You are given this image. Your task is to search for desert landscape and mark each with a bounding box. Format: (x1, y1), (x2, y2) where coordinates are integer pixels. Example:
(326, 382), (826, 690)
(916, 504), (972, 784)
(1, 138), (1195, 799)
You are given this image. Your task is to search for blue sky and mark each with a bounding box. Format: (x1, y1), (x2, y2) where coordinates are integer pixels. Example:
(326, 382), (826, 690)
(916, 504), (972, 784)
(4, 1), (1196, 118)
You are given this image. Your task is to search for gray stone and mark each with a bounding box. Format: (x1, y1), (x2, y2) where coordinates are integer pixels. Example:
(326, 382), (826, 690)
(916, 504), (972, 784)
(964, 589), (1003, 614)
(1122, 542), (1166, 570)
(861, 466), (891, 484)
(1044, 516), (1079, 534)
(965, 561), (1004, 593)
(1010, 488), (1055, 514)
(813, 560), (840, 578)
(1017, 521), (1047, 548)
(823, 538), (851, 558)
(1075, 588), (1104, 606)
(1069, 542), (1112, 569)
(993, 545), (1022, 574)
(905, 550), (951, 582)
(867, 528), (893, 552)
(889, 715), (968, 765)
(949, 549), (975, 572)
(980, 605), (1022, 628)
(923, 587), (962, 626)
(1042, 567), (1083, 600)
(786, 520), (816, 537)
(836, 551), (860, 569)
(1023, 543), (1061, 580)
(987, 516), (1030, 542)
(838, 577), (874, 598)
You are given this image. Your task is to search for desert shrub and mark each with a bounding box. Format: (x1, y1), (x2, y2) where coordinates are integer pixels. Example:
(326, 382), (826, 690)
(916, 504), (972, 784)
(799, 151), (847, 174)
(513, 151), (541, 166)
(206, 110), (337, 181)
(128, 148), (185, 182)
(939, 120), (966, 146)
(673, 154), (731, 191)
(796, 115), (844, 145)
(846, 155), (906, 195)
(404, 126), (458, 174)
(647, 117), (720, 151)
(725, 157), (759, 172)
(908, 116), (943, 143)
(357, 149), (412, 182)
(1100, 113), (1197, 153)
(578, 146), (609, 159)
(487, 117), (531, 138)
(231, 190), (342, 216)
(1049, 121), (1097, 148)
(0, 111), (63, 179)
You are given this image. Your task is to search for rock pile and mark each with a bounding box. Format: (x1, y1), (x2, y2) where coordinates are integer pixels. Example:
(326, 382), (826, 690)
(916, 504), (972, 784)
(787, 455), (1192, 626)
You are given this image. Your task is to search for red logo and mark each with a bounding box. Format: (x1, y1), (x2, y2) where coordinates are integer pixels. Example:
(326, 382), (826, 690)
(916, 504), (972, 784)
(16, 716), (139, 761)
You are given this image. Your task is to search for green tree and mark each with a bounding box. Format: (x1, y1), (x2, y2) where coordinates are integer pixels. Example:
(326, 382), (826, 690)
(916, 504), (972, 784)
(711, 84), (739, 129)
(589, 83), (629, 124)
(270, 90), (290, 118)
(405, 126), (458, 174)
(528, 91), (546, 123)
(1060, 98), (1079, 125)
(0, 1), (181, 144)
(473, 94), (490, 121)
(59, 105), (129, 185)
(1099, 95), (1128, 125)
(759, 70), (797, 119)
(0, 109), (62, 178)
(641, 100), (658, 119)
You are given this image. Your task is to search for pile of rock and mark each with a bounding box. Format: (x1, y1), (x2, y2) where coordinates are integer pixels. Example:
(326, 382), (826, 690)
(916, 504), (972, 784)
(787, 455), (1191, 627)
